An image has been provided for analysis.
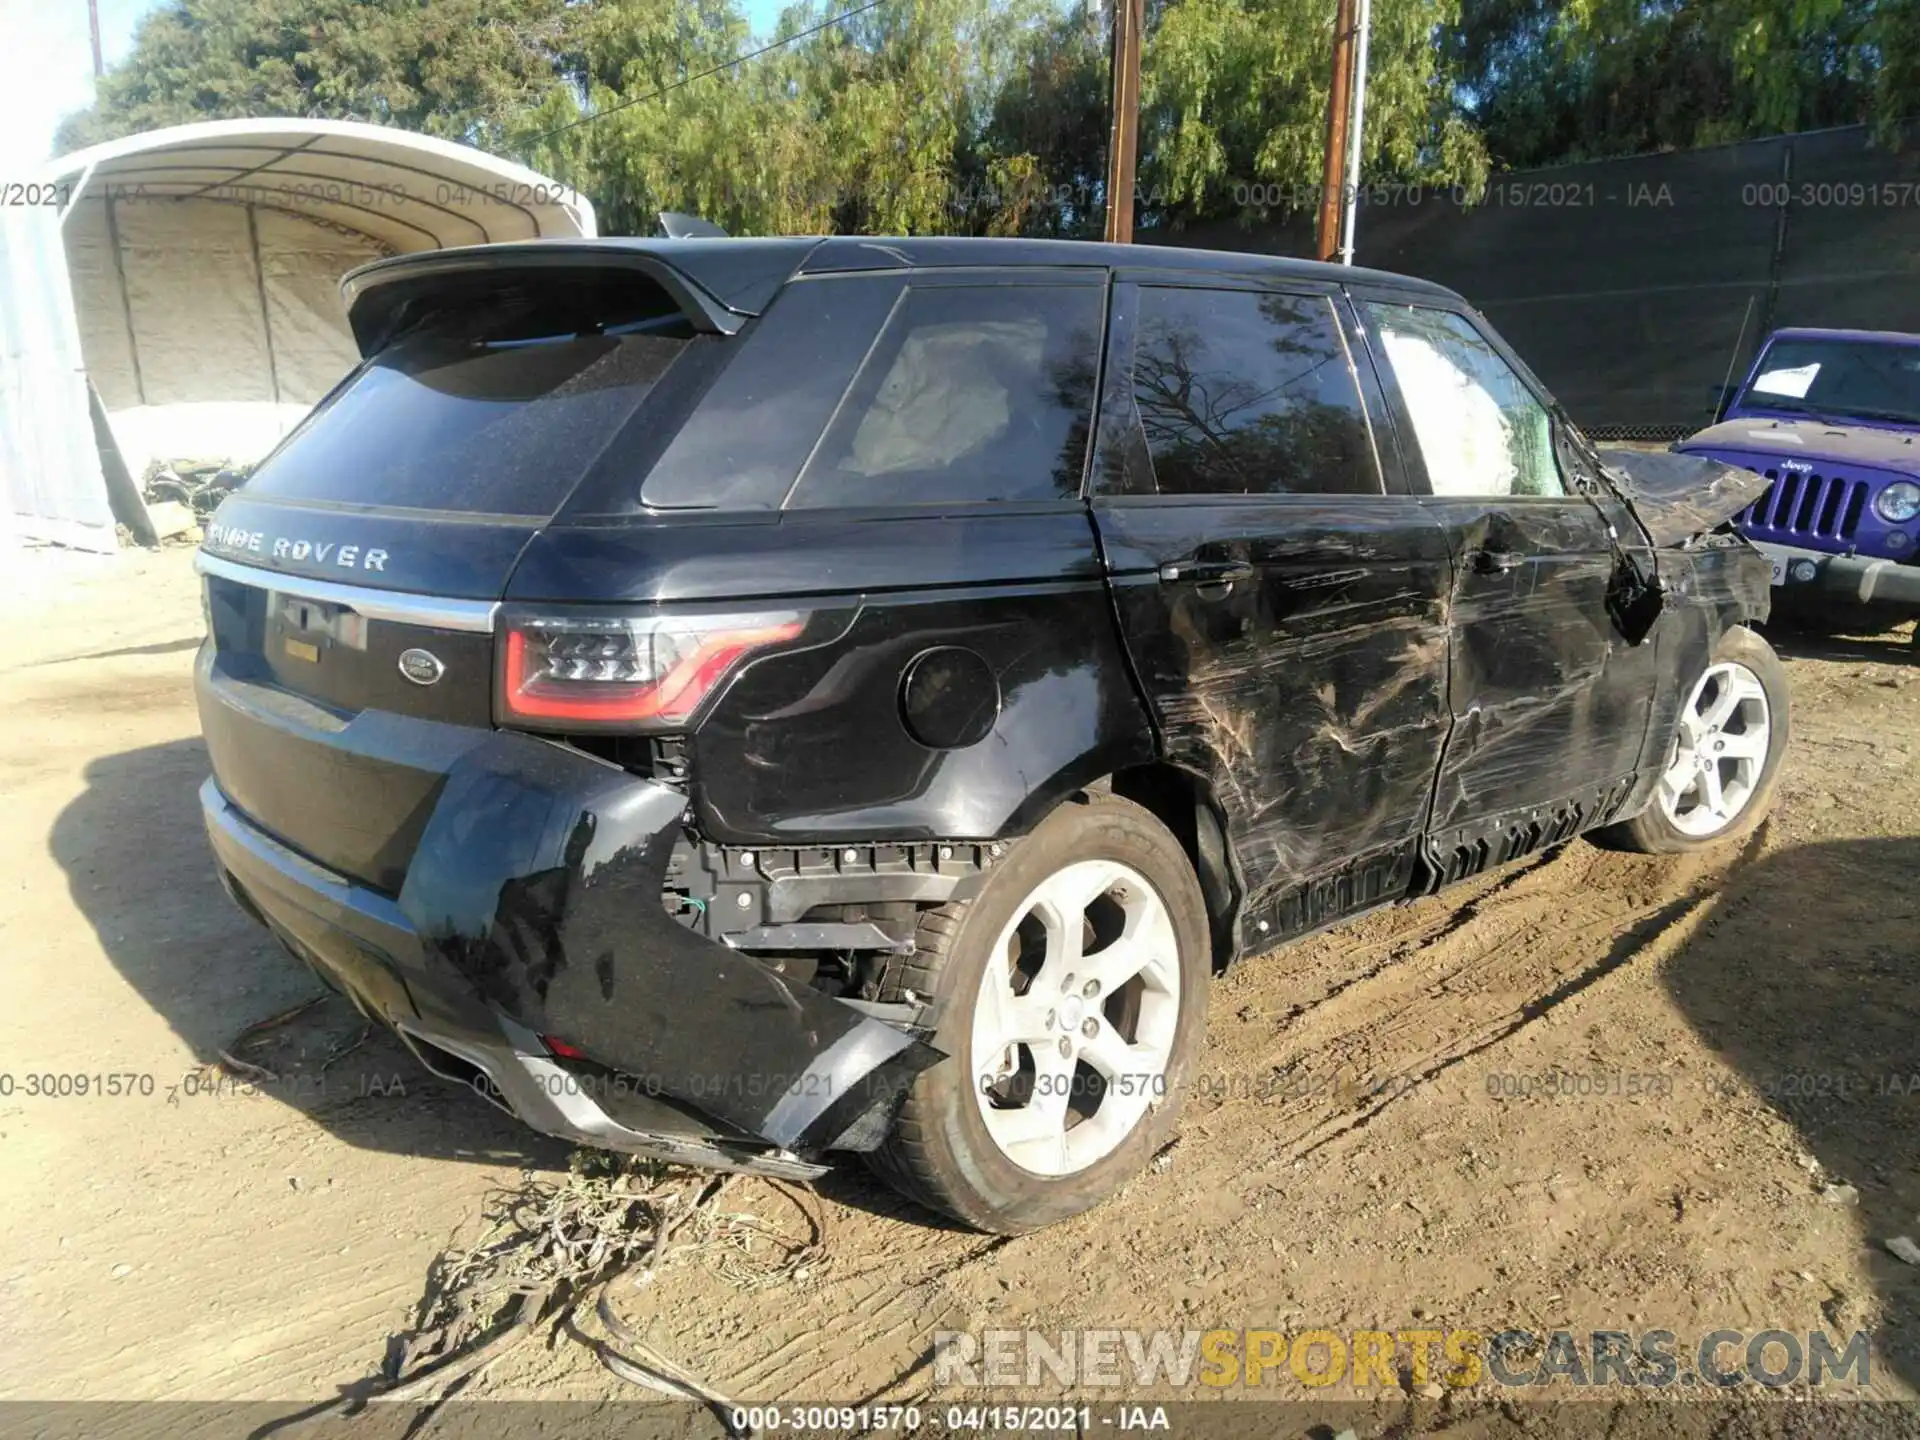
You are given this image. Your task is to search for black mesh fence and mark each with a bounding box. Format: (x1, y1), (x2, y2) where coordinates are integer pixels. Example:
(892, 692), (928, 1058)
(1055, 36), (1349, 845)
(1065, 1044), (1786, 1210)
(1144, 124), (1920, 439)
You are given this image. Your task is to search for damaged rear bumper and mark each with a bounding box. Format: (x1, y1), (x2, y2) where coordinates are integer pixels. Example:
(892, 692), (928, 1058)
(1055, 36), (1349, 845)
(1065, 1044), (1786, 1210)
(198, 734), (942, 1177)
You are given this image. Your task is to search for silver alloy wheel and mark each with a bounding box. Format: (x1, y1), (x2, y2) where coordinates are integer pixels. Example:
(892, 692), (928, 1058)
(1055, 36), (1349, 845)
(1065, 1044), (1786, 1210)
(969, 859), (1182, 1176)
(1658, 660), (1772, 837)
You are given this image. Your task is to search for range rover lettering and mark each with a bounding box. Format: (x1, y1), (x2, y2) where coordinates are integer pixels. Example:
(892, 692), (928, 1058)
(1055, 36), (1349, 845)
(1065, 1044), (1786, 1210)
(195, 236), (1786, 1233)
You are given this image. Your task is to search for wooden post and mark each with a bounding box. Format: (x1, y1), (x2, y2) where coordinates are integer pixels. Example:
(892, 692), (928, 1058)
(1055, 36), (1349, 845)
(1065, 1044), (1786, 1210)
(1104, 0), (1143, 244)
(1315, 0), (1357, 261)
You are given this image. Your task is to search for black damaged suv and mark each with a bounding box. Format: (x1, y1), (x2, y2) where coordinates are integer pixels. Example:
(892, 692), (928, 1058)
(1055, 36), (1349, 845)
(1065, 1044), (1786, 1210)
(197, 236), (1786, 1233)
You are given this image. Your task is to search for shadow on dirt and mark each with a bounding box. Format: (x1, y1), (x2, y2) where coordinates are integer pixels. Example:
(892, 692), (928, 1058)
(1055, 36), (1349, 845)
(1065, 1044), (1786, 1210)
(47, 737), (968, 1229)
(1759, 612), (1916, 666)
(1662, 832), (1920, 1393)
(29, 636), (206, 666)
(50, 737), (564, 1169)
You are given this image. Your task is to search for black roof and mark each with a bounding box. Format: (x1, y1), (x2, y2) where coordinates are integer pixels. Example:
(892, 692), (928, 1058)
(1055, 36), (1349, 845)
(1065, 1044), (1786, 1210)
(344, 233), (1459, 340)
(796, 235), (1456, 299)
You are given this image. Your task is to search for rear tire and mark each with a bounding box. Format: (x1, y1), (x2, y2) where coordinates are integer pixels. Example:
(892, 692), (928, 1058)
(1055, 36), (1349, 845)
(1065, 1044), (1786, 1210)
(1592, 625), (1790, 854)
(868, 793), (1210, 1233)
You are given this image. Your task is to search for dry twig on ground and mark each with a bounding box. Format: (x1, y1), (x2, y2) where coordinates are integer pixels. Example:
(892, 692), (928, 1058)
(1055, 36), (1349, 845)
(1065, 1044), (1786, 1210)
(328, 1150), (823, 1435)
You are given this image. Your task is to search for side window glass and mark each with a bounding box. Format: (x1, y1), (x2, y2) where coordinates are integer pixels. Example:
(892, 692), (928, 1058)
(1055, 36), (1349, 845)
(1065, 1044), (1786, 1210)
(787, 283), (1102, 507)
(1363, 303), (1564, 499)
(1128, 286), (1381, 497)
(641, 274), (904, 510)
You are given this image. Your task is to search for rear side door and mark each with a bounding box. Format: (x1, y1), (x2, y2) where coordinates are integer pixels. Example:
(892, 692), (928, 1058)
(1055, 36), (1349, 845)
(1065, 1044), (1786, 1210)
(1088, 275), (1456, 950)
(1351, 295), (1663, 876)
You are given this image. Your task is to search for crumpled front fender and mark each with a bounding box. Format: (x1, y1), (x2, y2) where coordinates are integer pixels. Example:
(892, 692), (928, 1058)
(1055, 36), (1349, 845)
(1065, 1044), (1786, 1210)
(1598, 447), (1773, 548)
(395, 733), (940, 1152)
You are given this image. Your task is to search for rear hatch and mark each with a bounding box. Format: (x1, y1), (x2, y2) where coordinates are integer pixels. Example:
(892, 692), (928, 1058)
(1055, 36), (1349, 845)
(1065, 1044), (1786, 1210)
(198, 252), (753, 891)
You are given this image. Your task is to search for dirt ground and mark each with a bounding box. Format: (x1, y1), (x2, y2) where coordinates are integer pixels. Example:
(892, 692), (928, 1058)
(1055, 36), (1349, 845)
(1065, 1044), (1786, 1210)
(2, 544), (1917, 1429)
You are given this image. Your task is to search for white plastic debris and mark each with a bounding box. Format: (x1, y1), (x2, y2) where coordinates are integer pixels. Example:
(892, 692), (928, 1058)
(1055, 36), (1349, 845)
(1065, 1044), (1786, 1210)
(145, 500), (197, 539)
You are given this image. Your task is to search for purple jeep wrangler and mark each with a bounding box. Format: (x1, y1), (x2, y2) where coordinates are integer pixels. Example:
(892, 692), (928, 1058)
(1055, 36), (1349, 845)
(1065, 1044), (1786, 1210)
(1677, 326), (1920, 646)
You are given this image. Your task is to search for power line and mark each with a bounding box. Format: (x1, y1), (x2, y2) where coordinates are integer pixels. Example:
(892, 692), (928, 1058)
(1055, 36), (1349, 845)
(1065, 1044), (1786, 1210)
(530, 0), (890, 143)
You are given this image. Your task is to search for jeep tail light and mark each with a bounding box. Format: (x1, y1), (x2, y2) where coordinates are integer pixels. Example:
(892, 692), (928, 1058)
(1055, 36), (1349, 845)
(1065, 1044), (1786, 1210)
(498, 610), (806, 730)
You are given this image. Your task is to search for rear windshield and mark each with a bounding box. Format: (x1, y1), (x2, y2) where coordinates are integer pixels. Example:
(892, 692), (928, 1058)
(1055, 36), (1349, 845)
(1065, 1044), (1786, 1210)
(246, 314), (691, 518)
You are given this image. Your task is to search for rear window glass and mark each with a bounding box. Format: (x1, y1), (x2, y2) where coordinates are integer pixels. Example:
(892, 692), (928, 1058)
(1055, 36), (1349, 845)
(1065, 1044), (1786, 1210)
(638, 274), (906, 511)
(785, 283), (1103, 507)
(246, 318), (690, 518)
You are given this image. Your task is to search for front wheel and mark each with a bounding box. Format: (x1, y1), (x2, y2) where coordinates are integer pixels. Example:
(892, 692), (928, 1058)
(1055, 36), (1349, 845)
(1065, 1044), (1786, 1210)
(1593, 625), (1790, 854)
(867, 793), (1211, 1233)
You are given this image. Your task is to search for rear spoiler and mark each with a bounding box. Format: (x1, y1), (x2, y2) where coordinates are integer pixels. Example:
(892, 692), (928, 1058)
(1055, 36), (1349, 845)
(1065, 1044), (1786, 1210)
(658, 211), (729, 239)
(341, 239), (818, 355)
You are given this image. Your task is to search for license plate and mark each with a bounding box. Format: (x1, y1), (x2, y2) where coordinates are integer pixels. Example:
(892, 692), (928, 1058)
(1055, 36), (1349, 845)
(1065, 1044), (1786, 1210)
(283, 637), (320, 663)
(1768, 556), (1788, 586)
(275, 594), (369, 649)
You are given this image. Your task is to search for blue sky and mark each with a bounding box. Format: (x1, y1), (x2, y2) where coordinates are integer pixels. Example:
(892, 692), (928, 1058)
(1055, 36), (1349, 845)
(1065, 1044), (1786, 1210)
(2, 0), (804, 174)
(744, 0), (792, 35)
(0, 0), (155, 170)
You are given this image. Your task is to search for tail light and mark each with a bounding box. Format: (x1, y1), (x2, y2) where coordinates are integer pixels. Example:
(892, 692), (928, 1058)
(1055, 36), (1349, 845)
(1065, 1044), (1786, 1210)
(497, 608), (806, 730)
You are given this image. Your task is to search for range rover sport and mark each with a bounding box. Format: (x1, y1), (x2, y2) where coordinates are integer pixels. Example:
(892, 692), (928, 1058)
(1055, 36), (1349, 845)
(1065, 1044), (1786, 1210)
(195, 236), (1786, 1233)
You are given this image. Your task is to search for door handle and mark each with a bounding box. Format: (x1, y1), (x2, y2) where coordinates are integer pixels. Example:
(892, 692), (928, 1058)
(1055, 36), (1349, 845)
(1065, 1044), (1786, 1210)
(1157, 557), (1255, 586)
(1471, 548), (1525, 575)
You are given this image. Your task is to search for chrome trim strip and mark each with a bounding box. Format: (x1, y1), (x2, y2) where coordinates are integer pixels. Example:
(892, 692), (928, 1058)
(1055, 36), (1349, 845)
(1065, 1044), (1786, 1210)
(194, 551), (499, 633)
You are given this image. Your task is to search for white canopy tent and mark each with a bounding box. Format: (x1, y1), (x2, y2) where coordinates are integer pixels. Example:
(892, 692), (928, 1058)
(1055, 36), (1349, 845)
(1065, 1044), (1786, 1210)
(2, 118), (595, 553)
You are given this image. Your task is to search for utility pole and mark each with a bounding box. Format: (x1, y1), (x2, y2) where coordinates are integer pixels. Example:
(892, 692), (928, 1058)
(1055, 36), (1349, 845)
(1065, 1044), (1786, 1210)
(1103, 0), (1143, 244)
(87, 0), (104, 78)
(1337, 0), (1372, 264)
(1314, 0), (1357, 261)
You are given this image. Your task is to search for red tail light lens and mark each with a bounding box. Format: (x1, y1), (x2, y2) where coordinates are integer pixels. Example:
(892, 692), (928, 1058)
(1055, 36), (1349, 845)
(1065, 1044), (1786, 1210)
(498, 609), (806, 730)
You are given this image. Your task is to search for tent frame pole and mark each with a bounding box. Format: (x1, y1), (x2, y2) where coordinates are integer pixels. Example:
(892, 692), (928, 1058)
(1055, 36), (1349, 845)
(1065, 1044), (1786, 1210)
(101, 193), (146, 407)
(245, 204), (282, 405)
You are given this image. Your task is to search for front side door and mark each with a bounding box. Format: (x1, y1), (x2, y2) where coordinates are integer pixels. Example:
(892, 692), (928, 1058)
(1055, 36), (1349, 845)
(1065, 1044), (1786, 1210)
(1352, 297), (1663, 873)
(1088, 277), (1456, 950)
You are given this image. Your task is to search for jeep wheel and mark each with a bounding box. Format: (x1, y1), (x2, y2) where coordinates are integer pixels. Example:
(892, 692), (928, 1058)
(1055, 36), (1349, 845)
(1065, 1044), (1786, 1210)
(1593, 625), (1790, 854)
(868, 793), (1210, 1233)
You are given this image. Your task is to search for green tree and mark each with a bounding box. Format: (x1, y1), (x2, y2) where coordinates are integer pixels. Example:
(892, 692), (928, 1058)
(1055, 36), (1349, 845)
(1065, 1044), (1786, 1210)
(1447, 0), (1878, 169)
(1142, 0), (1488, 223)
(55, 0), (572, 154)
(508, 0), (764, 237)
(512, 0), (1067, 237)
(64, 0), (1920, 240)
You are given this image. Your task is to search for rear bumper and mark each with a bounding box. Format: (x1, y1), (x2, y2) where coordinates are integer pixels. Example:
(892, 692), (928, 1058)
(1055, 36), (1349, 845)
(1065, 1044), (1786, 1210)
(1751, 539), (1920, 610)
(199, 737), (940, 1173)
